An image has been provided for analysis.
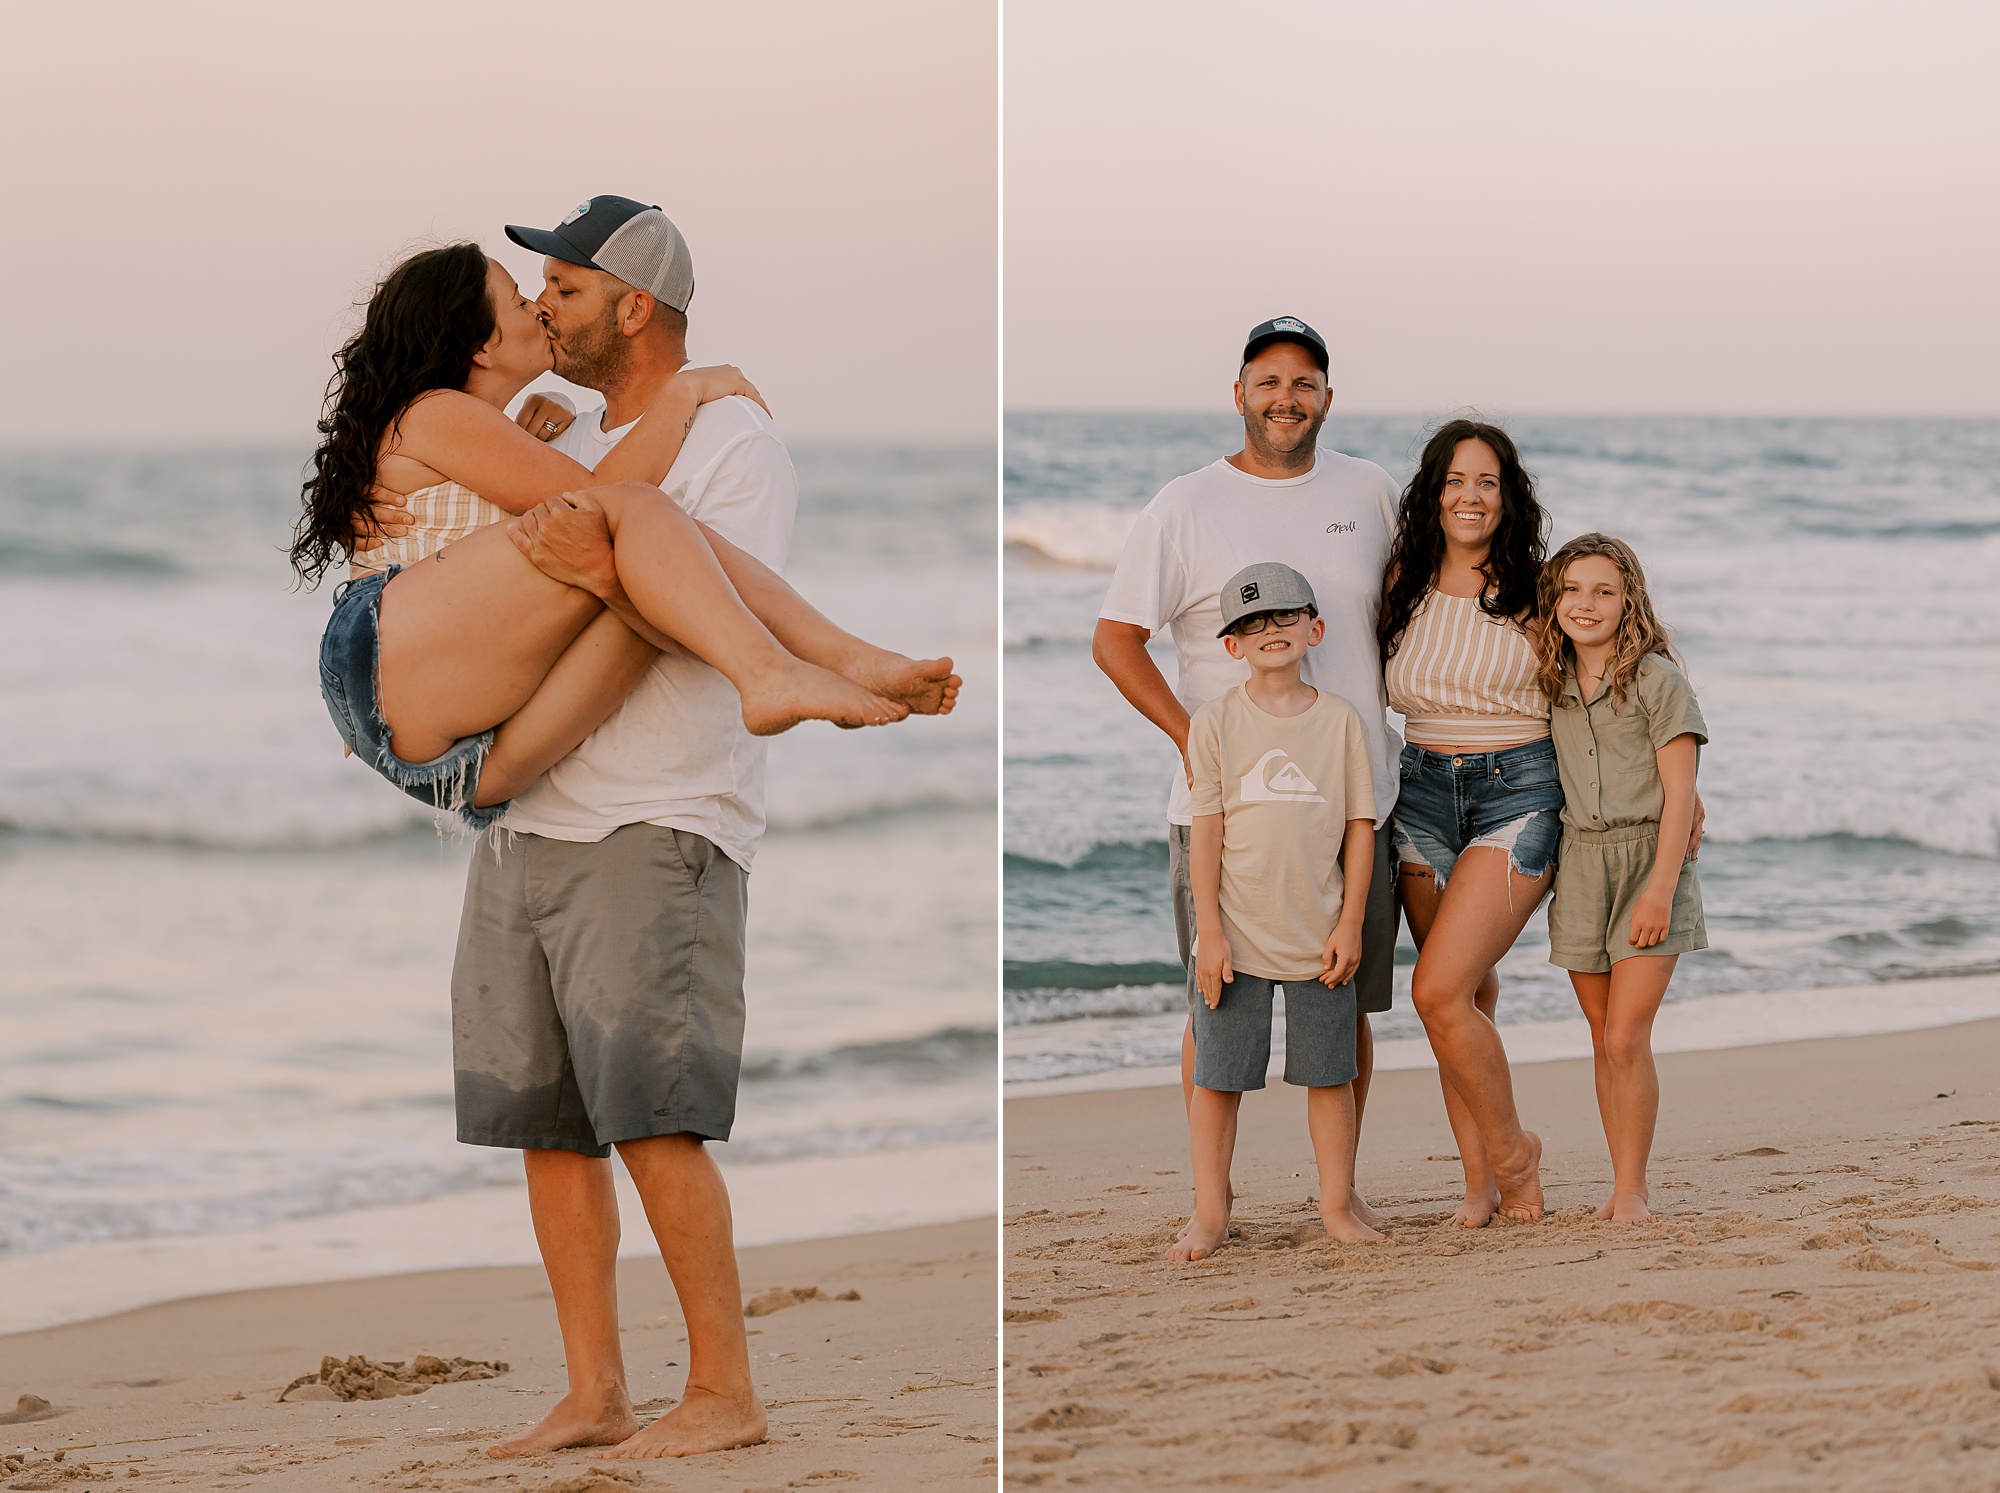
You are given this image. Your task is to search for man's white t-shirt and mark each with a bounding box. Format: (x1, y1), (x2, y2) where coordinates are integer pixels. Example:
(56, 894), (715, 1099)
(501, 394), (796, 870)
(1099, 450), (1402, 828)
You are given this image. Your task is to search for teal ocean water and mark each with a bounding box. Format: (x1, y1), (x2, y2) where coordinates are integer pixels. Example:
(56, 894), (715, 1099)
(1005, 413), (2000, 1083)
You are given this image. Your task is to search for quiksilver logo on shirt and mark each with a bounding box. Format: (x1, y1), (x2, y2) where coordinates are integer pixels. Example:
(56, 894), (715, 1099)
(1239, 749), (1326, 804)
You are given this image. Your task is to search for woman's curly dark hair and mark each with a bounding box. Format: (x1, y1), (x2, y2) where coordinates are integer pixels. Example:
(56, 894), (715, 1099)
(290, 242), (495, 586)
(1377, 418), (1549, 662)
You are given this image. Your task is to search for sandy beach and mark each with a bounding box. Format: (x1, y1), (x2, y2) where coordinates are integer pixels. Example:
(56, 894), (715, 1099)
(3, 1216), (996, 1491)
(1004, 1009), (2000, 1490)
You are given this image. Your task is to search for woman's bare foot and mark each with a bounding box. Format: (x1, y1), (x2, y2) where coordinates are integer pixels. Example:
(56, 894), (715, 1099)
(1166, 1213), (1230, 1262)
(738, 659), (908, 735)
(1607, 1190), (1655, 1224)
(1455, 1186), (1501, 1229)
(1350, 1189), (1387, 1231)
(487, 1389), (638, 1459)
(1594, 1198), (1615, 1221)
(1494, 1131), (1545, 1223)
(1320, 1204), (1387, 1244)
(840, 648), (961, 715)
(601, 1386), (767, 1460)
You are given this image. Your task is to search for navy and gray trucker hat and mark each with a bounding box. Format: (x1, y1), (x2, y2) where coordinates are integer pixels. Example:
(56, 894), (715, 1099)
(1241, 316), (1329, 372)
(1217, 562), (1319, 637)
(505, 196), (695, 313)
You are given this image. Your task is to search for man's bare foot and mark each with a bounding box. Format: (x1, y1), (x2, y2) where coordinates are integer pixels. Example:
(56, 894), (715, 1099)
(486, 1390), (637, 1459)
(1455, 1186), (1501, 1229)
(1494, 1131), (1545, 1223)
(1320, 1204), (1386, 1244)
(601, 1385), (767, 1460)
(1607, 1191), (1655, 1224)
(1166, 1213), (1229, 1262)
(840, 649), (961, 715)
(1174, 1183), (1233, 1241)
(1350, 1189), (1387, 1230)
(739, 660), (909, 735)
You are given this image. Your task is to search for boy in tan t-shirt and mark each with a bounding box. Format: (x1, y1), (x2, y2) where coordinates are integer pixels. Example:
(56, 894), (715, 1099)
(1169, 563), (1382, 1262)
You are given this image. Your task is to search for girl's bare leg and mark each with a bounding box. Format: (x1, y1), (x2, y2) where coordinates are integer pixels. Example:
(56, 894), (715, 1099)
(1407, 848), (1552, 1223)
(1572, 958), (1675, 1223)
(1571, 971), (1619, 1218)
(377, 499), (899, 764)
(1400, 863), (1504, 1227)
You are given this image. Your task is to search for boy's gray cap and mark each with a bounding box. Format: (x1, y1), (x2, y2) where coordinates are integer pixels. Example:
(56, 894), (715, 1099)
(505, 195), (695, 313)
(1217, 562), (1318, 636)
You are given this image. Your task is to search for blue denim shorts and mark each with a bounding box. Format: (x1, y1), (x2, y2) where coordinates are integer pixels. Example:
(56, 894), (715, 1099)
(1389, 738), (1563, 888)
(320, 567), (507, 831)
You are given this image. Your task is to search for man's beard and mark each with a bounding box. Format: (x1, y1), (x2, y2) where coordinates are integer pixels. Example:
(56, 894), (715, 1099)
(1244, 403), (1326, 465)
(552, 304), (630, 391)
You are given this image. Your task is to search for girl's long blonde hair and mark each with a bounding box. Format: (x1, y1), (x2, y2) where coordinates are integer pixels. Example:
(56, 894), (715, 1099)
(1534, 533), (1679, 708)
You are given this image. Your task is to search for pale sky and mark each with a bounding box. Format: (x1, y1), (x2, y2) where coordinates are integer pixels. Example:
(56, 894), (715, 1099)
(1005, 1), (2000, 416)
(2, 1), (996, 448)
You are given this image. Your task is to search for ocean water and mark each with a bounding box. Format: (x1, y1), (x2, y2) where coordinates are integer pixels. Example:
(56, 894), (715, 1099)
(0, 446), (996, 1288)
(1005, 413), (2000, 1083)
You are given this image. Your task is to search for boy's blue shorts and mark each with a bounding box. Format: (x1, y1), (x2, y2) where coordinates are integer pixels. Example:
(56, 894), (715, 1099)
(1191, 973), (1359, 1092)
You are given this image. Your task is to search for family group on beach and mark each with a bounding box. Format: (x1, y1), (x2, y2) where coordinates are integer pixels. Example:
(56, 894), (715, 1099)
(1092, 317), (1709, 1261)
(290, 195), (957, 1459)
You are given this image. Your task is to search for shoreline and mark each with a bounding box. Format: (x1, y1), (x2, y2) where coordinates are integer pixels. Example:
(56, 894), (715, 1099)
(1005, 970), (2000, 1098)
(1, 1138), (995, 1337)
(7, 1217), (996, 1491)
(1003, 1017), (2000, 1488)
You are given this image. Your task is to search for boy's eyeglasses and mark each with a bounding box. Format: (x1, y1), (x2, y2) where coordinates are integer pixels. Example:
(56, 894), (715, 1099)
(1233, 609), (1309, 636)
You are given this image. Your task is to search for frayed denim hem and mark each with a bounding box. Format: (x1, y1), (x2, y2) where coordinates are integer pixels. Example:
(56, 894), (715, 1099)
(320, 566), (511, 834)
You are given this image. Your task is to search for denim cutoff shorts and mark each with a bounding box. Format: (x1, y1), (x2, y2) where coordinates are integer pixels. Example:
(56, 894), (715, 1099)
(1389, 738), (1563, 888)
(320, 567), (507, 831)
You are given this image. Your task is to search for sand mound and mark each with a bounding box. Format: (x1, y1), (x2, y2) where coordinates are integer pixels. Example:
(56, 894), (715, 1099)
(0, 1395), (61, 1426)
(276, 1353), (507, 1403)
(743, 1285), (863, 1317)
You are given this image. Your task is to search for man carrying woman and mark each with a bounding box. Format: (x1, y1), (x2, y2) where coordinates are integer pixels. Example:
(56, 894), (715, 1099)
(298, 195), (957, 1459)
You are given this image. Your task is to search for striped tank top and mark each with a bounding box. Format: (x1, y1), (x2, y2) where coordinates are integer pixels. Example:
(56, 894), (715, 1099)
(348, 481), (508, 578)
(1385, 589), (1549, 750)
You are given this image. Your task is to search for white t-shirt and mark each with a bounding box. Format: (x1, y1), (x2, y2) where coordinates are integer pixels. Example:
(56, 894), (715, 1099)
(1099, 450), (1401, 827)
(501, 395), (796, 870)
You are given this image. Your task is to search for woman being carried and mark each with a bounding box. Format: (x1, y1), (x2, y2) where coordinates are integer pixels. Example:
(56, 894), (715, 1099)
(292, 243), (956, 825)
(1380, 419), (1558, 1226)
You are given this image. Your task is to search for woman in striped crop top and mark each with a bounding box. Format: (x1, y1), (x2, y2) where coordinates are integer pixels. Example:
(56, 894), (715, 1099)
(1377, 419), (1559, 1228)
(293, 243), (958, 829)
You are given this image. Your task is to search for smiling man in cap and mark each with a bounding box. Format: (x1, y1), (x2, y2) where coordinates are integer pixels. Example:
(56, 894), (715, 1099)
(1093, 316), (1404, 1236)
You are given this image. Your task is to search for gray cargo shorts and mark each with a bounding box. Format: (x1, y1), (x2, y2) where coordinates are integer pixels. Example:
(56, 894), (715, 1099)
(1171, 821), (1397, 1015)
(451, 823), (749, 1157)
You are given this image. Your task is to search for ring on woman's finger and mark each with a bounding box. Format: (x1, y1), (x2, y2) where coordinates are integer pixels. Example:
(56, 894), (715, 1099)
(540, 419), (559, 434)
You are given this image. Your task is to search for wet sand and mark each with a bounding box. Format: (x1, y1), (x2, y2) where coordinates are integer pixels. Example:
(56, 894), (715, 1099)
(1004, 1016), (2000, 1490)
(3, 1217), (995, 1490)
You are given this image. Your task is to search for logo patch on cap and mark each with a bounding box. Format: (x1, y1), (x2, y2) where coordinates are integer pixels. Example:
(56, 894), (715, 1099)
(1272, 317), (1305, 333)
(560, 202), (591, 226)
(1240, 582), (1260, 604)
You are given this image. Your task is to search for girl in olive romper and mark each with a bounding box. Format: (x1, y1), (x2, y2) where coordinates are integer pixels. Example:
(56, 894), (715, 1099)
(1536, 533), (1707, 1224)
